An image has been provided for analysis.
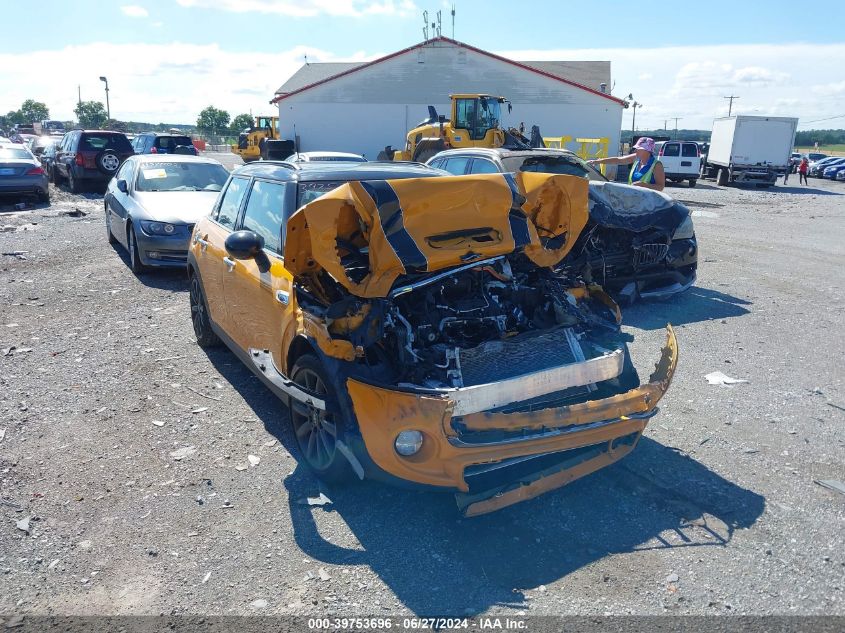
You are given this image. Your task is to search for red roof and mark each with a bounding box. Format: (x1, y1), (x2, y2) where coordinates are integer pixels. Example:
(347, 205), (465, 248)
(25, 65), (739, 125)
(270, 36), (625, 106)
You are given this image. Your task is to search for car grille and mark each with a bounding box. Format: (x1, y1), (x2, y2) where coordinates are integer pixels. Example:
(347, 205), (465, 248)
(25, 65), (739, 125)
(458, 327), (580, 387)
(633, 243), (669, 267)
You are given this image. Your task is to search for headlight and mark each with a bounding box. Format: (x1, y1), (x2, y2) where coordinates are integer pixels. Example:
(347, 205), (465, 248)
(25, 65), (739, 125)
(394, 430), (423, 456)
(672, 215), (695, 240)
(140, 220), (178, 236)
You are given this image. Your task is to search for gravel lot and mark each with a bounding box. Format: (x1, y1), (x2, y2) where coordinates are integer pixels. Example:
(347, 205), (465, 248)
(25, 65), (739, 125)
(1, 165), (843, 618)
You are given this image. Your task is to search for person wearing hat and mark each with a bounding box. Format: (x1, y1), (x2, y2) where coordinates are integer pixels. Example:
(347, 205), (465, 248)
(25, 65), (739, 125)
(588, 137), (665, 191)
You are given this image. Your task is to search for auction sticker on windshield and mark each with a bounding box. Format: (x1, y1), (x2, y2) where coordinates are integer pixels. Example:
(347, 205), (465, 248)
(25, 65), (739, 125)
(142, 168), (168, 179)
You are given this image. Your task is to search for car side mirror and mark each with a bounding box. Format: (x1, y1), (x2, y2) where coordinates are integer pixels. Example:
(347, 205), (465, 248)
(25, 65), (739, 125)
(117, 179), (128, 193)
(225, 230), (265, 260)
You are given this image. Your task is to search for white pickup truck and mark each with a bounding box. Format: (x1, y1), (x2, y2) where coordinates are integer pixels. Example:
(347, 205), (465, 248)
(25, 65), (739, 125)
(700, 115), (798, 187)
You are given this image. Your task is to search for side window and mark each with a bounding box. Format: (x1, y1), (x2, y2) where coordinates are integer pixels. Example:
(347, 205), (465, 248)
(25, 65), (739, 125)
(662, 143), (680, 157)
(239, 180), (287, 254)
(469, 158), (500, 174)
(681, 143), (699, 157)
(115, 160), (134, 182)
(429, 158), (444, 169)
(441, 156), (470, 175)
(215, 176), (249, 229)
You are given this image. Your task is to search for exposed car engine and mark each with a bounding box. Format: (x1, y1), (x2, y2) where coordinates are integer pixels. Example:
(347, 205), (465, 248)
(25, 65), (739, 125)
(380, 255), (619, 388)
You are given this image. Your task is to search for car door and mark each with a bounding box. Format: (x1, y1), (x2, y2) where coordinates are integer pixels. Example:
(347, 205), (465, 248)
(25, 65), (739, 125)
(221, 178), (295, 361)
(55, 132), (71, 178)
(106, 159), (137, 248)
(680, 142), (700, 173)
(440, 156), (471, 175)
(468, 157), (501, 174)
(192, 174), (251, 329)
(659, 142), (681, 174)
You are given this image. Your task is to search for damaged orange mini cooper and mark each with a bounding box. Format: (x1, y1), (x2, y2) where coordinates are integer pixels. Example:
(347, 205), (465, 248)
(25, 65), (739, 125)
(188, 161), (677, 516)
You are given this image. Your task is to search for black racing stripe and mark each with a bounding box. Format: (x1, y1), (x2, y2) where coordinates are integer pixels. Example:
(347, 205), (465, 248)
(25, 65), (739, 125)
(502, 173), (531, 248)
(360, 180), (428, 273)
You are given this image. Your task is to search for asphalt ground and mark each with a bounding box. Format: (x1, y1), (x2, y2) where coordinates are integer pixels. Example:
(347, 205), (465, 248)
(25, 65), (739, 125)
(0, 166), (843, 619)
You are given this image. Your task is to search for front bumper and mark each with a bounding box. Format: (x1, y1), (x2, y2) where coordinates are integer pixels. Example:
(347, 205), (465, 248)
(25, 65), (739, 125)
(136, 231), (191, 267)
(599, 237), (697, 302)
(348, 325), (678, 516)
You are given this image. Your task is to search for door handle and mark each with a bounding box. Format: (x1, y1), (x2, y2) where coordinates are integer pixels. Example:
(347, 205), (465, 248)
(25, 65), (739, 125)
(223, 256), (236, 271)
(275, 290), (289, 305)
(193, 233), (210, 251)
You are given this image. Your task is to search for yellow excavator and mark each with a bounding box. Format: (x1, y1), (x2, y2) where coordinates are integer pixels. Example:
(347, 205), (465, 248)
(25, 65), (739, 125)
(231, 115), (294, 162)
(381, 94), (543, 162)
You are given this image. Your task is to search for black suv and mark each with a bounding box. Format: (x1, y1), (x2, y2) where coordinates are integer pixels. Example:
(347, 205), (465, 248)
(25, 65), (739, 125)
(132, 132), (198, 156)
(53, 130), (135, 193)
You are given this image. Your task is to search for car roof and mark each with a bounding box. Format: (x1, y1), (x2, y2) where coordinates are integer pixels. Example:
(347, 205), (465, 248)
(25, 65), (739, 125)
(131, 154), (221, 165)
(429, 147), (583, 161)
(232, 160), (444, 182)
(290, 151), (365, 159)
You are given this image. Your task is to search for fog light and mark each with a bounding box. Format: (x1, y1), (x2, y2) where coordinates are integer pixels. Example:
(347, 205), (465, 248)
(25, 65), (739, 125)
(148, 251), (160, 259)
(394, 430), (423, 456)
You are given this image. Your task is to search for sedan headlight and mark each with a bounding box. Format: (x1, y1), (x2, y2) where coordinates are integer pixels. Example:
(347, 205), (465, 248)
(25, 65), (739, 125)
(672, 215), (695, 240)
(139, 220), (178, 236)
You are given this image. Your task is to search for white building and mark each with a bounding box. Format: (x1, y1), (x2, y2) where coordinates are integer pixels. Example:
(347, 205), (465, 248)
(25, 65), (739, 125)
(272, 37), (625, 161)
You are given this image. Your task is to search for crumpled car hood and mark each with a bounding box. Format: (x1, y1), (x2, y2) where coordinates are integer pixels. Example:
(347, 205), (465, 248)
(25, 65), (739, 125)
(588, 181), (689, 232)
(285, 172), (589, 298)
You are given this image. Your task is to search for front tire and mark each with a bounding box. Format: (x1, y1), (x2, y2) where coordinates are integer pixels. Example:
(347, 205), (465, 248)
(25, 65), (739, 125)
(289, 354), (353, 484)
(189, 273), (221, 348)
(68, 170), (81, 194)
(105, 203), (117, 244)
(688, 178), (697, 188)
(127, 223), (148, 274)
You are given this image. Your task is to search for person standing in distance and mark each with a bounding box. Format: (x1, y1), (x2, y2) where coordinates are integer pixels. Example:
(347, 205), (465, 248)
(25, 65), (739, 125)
(588, 137), (666, 191)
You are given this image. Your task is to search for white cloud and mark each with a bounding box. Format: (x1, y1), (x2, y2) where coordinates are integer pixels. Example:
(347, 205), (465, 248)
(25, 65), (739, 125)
(0, 42), (379, 123)
(175, 0), (416, 17)
(497, 42), (845, 130)
(121, 5), (149, 18)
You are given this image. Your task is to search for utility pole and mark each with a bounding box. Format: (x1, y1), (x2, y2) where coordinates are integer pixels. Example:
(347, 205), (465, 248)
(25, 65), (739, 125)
(78, 85), (82, 112)
(724, 95), (739, 116)
(99, 76), (110, 122)
(664, 119), (668, 131)
(671, 117), (682, 138)
(626, 94), (641, 141)
(451, 4), (455, 38)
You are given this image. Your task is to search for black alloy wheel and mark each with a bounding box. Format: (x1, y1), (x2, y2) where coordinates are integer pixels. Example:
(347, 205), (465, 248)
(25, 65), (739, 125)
(189, 274), (221, 348)
(289, 354), (352, 483)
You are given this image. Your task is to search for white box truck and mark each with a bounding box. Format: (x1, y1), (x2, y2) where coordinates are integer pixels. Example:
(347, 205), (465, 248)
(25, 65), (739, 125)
(700, 115), (798, 187)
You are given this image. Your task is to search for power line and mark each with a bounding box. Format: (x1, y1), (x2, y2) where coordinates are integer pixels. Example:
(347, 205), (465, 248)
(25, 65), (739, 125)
(801, 113), (845, 124)
(724, 95), (739, 116)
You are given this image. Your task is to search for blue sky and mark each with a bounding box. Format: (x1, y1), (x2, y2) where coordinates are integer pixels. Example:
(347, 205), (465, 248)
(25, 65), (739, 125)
(1, 0), (843, 128)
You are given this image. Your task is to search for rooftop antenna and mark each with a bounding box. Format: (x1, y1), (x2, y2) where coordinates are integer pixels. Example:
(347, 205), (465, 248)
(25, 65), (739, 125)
(436, 10), (442, 37)
(451, 4), (455, 38)
(422, 10), (429, 40)
(304, 53), (309, 65)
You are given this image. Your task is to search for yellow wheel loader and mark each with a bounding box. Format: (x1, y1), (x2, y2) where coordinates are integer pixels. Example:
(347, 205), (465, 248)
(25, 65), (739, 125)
(232, 115), (293, 162)
(380, 94), (544, 163)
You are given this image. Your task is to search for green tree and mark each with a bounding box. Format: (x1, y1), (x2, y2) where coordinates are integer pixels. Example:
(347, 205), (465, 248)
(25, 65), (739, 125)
(230, 113), (254, 133)
(18, 99), (49, 124)
(74, 100), (108, 129)
(196, 106), (230, 135)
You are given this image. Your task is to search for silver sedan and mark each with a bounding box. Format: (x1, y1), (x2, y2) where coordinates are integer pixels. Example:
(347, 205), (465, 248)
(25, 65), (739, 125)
(104, 154), (229, 273)
(0, 144), (49, 203)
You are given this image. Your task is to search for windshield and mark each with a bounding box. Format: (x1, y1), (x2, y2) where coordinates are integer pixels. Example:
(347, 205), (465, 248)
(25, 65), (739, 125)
(502, 154), (607, 182)
(135, 161), (229, 192)
(455, 97), (502, 141)
(0, 148), (33, 160)
(297, 181), (343, 206)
